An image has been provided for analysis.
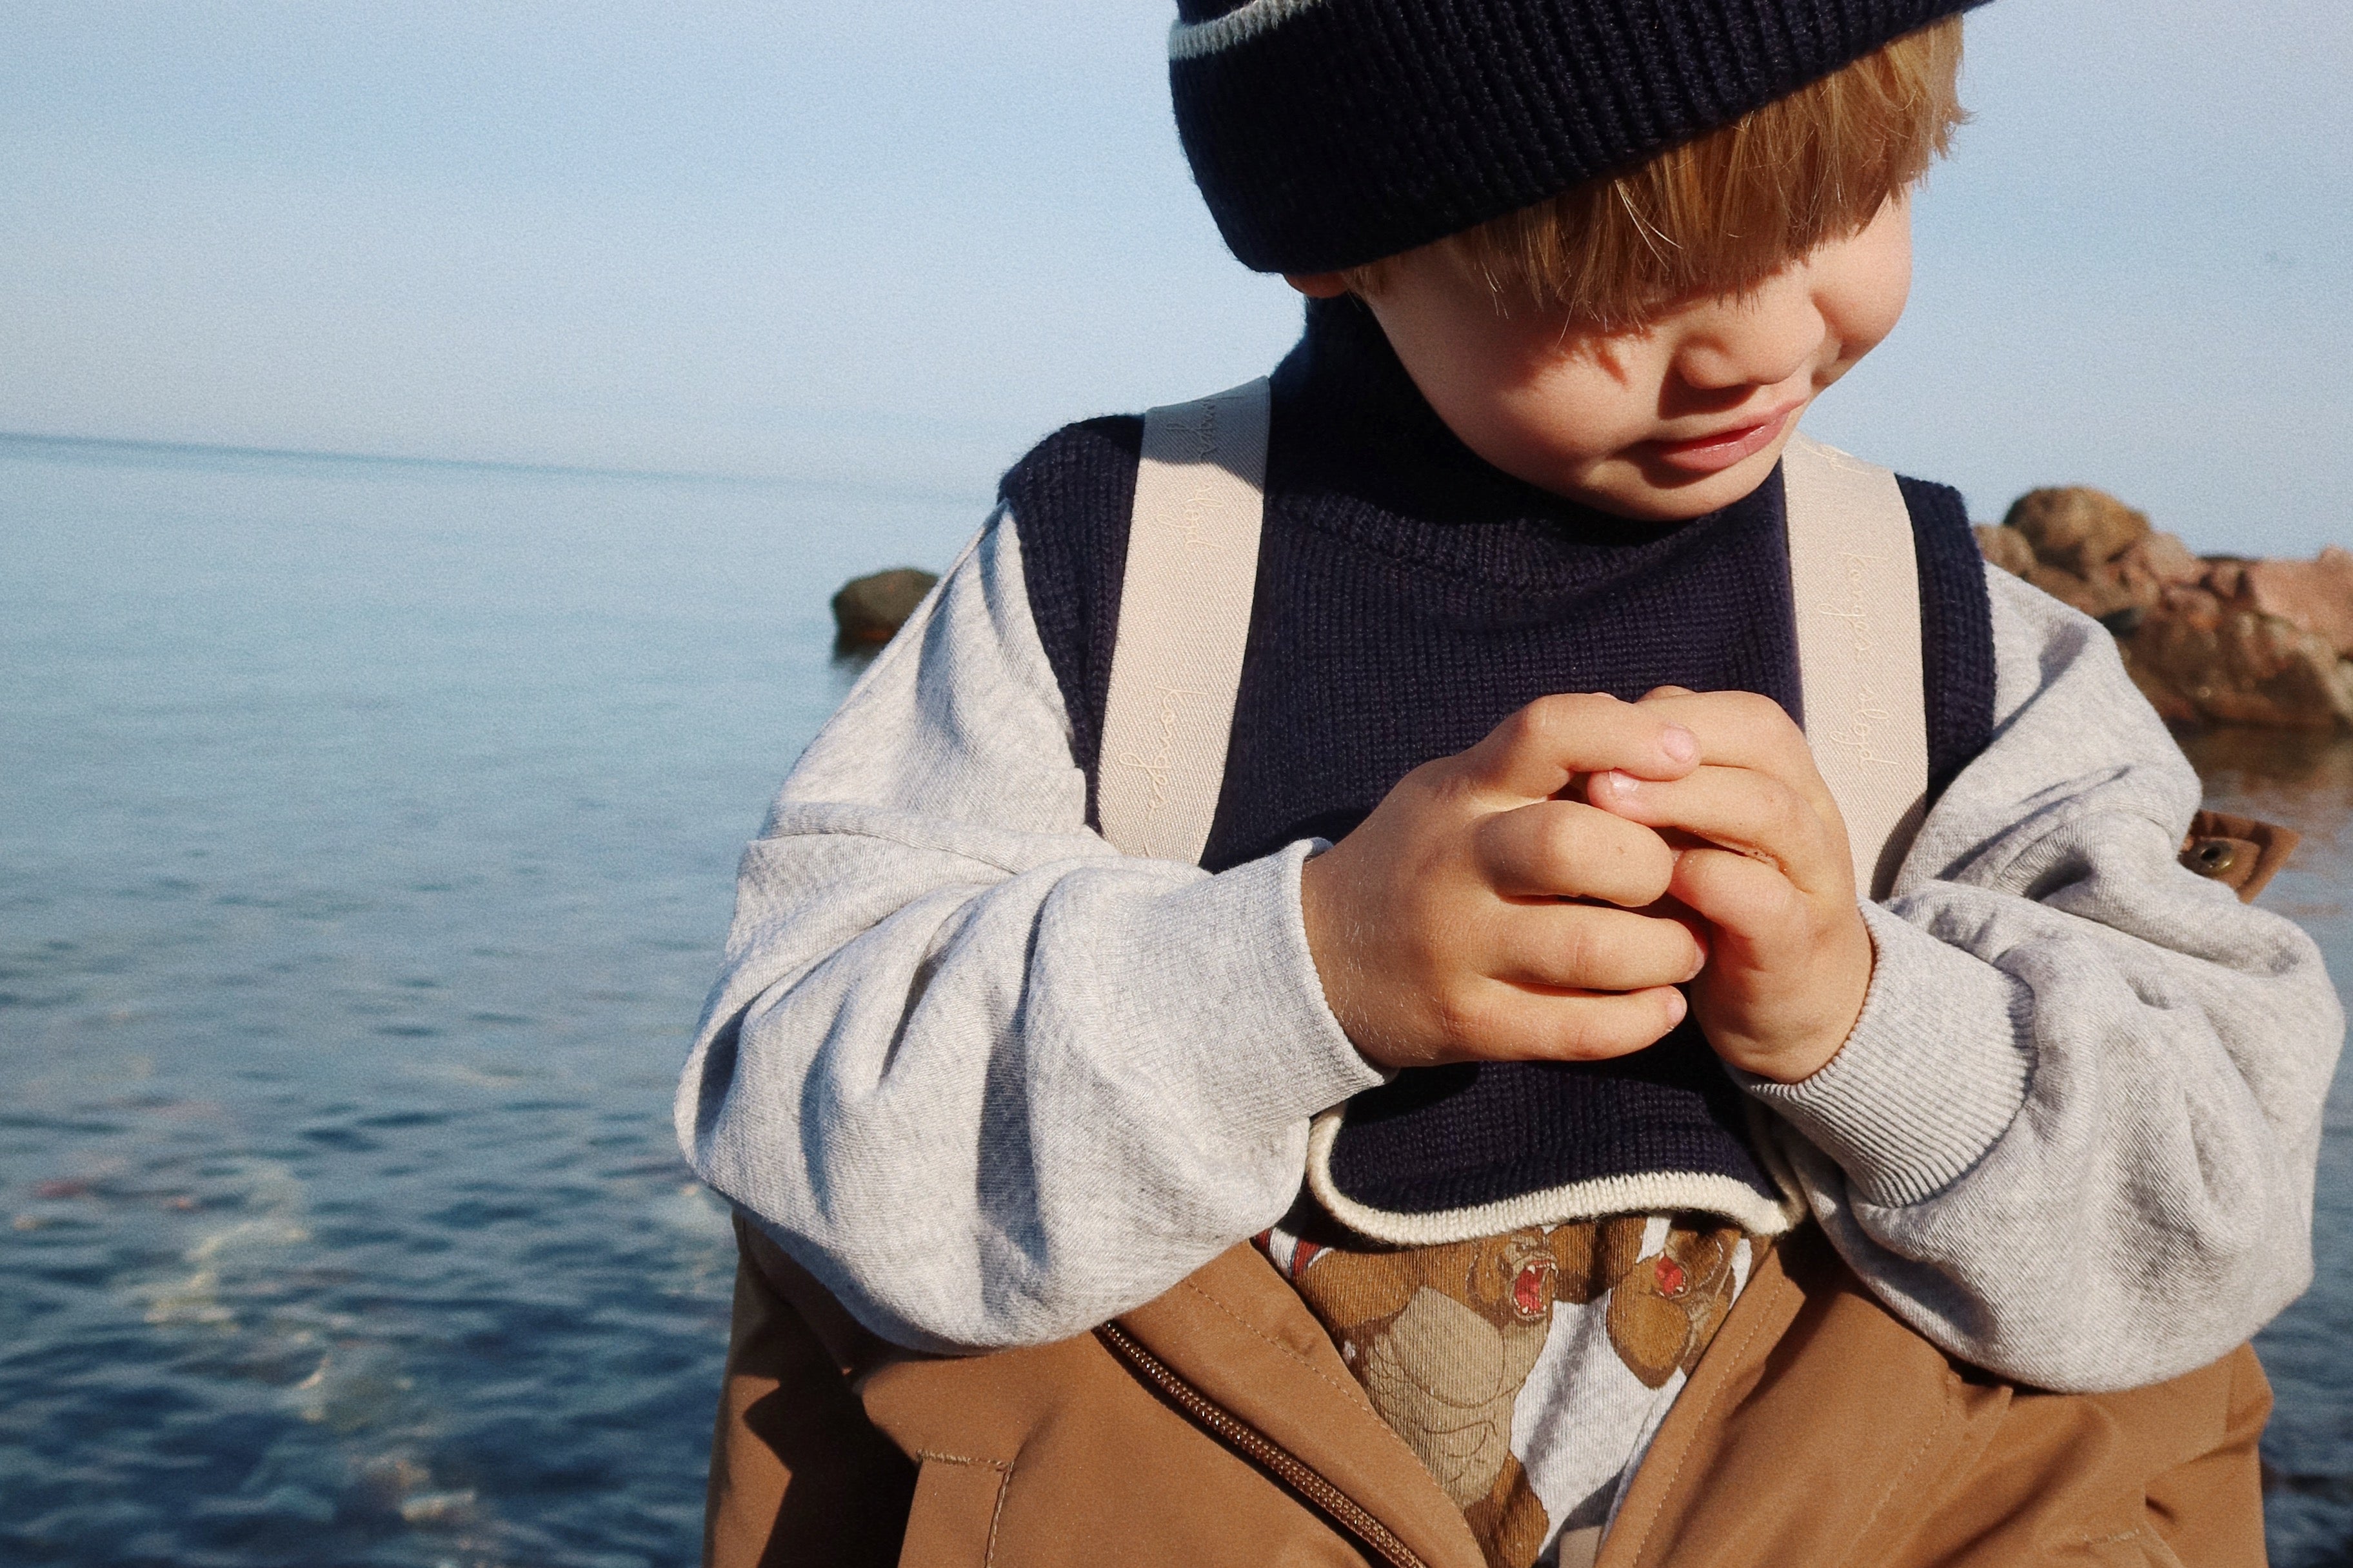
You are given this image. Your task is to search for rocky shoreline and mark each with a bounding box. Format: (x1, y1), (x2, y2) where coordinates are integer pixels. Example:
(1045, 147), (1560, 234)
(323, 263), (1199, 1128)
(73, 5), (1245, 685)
(831, 491), (2353, 733)
(1979, 488), (2353, 731)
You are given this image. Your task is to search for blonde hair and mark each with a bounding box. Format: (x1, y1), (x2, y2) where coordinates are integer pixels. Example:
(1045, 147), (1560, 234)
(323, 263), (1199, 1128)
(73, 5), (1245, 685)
(1342, 17), (1966, 328)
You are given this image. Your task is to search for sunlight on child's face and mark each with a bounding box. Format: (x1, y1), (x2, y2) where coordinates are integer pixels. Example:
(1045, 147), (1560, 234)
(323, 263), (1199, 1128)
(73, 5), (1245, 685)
(1296, 198), (1914, 522)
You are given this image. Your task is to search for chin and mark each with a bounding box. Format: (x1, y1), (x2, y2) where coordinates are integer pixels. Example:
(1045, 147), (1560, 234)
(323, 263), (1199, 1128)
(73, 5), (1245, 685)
(1579, 451), (1784, 522)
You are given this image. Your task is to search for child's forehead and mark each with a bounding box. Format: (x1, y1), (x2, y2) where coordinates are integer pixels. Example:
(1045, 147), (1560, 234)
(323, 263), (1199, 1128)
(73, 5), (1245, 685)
(1167, 0), (1988, 275)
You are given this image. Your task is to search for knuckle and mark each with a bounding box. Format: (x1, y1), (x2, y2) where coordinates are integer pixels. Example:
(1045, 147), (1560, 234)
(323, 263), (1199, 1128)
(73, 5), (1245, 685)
(1420, 763), (1482, 815)
(1573, 807), (1669, 888)
(1552, 918), (1599, 983)
(1514, 698), (1565, 741)
(1536, 804), (1591, 869)
(1405, 751), (1469, 797)
(1479, 706), (1548, 776)
(1482, 815), (1538, 888)
(1527, 691), (1613, 740)
(1430, 989), (1501, 1057)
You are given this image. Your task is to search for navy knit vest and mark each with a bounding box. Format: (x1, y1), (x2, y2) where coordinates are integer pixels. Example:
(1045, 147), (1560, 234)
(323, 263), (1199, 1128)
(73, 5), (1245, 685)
(1004, 297), (1995, 1228)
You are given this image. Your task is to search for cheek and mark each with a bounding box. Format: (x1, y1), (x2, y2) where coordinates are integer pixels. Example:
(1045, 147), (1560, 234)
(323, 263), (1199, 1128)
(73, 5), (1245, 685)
(1854, 271), (1911, 353)
(1490, 357), (1651, 461)
(1362, 277), (1665, 495)
(1831, 228), (1914, 364)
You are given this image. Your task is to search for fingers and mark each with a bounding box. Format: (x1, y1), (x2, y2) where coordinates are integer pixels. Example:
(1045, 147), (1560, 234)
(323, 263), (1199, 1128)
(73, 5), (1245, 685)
(1473, 799), (1678, 906)
(1627, 689), (1842, 829)
(1585, 765), (1852, 898)
(1444, 981), (1691, 1064)
(1668, 846), (1807, 937)
(1485, 902), (1707, 993)
(1464, 693), (1700, 803)
(1631, 689), (1799, 762)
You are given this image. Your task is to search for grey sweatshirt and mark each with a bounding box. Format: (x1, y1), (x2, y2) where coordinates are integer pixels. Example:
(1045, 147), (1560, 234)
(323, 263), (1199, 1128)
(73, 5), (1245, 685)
(676, 508), (2341, 1391)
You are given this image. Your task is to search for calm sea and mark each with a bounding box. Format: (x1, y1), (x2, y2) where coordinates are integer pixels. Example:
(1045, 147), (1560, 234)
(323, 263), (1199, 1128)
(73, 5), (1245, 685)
(2, 437), (2347, 1566)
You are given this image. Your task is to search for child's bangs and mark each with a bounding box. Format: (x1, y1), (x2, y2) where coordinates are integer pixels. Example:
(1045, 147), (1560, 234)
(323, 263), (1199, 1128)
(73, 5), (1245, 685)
(1364, 17), (1966, 330)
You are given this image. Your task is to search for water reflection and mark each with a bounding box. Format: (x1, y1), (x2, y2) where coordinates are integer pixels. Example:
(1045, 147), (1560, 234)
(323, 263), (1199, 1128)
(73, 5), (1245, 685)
(2183, 727), (2353, 848)
(2180, 729), (2353, 1567)
(1, 442), (980, 1566)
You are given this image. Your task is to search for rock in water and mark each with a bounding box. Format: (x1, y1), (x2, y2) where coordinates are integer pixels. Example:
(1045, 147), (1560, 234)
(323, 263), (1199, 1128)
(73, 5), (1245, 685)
(2125, 605), (2353, 731)
(832, 568), (940, 648)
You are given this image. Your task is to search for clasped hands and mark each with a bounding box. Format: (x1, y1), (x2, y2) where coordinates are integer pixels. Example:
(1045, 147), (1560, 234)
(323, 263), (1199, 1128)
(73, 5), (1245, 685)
(1300, 688), (1874, 1086)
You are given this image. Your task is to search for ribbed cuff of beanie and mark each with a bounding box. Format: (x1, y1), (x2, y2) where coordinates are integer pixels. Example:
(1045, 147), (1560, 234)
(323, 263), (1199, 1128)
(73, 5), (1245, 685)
(1735, 902), (2030, 1207)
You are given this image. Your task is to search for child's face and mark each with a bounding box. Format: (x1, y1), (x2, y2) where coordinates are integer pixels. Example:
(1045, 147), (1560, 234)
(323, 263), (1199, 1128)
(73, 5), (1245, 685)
(1295, 197), (1914, 521)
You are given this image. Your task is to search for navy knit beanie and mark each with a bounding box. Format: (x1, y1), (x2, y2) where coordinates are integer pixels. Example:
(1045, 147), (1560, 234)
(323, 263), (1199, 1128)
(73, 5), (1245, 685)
(1171, 0), (1987, 274)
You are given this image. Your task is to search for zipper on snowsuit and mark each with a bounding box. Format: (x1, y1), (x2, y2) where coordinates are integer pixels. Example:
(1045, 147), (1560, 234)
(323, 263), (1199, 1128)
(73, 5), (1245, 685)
(1094, 1322), (1433, 1568)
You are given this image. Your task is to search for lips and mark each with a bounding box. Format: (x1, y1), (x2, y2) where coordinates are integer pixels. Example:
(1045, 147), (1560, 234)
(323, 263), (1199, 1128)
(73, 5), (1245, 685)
(1642, 402), (1804, 475)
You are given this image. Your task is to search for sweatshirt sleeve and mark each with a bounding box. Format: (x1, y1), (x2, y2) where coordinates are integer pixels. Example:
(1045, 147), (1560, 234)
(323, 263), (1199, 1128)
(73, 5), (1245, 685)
(674, 509), (1383, 1353)
(1739, 566), (2343, 1391)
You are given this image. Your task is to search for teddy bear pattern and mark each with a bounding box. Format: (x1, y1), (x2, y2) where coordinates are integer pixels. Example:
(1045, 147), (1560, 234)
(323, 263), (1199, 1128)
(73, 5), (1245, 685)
(1273, 1216), (1756, 1568)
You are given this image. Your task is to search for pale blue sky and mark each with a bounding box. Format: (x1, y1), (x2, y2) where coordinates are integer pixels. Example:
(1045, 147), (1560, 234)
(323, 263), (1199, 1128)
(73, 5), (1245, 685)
(4, 1), (2349, 553)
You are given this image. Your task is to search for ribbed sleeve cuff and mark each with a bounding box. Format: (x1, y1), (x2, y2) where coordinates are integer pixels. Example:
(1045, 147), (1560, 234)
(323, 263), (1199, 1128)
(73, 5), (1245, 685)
(1131, 839), (1387, 1129)
(1736, 902), (2031, 1207)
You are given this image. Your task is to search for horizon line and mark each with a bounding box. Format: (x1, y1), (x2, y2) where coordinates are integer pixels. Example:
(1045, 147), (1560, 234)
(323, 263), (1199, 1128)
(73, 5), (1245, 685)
(0, 428), (991, 504)
(0, 426), (764, 484)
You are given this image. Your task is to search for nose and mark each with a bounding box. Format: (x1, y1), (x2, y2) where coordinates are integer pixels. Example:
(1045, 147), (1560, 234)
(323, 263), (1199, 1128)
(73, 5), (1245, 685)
(1670, 273), (1827, 395)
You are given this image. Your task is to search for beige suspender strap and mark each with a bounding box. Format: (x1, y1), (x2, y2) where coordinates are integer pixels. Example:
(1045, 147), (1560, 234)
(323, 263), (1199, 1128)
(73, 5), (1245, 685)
(1780, 433), (1930, 901)
(1095, 379), (1273, 862)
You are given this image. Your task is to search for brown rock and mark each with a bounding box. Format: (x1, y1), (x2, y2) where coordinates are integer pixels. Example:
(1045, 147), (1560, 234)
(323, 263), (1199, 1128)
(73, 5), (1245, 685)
(2005, 487), (2151, 574)
(2158, 583), (2225, 633)
(2125, 606), (2353, 731)
(831, 567), (940, 648)
(2241, 546), (2353, 657)
(1973, 524), (2036, 579)
(2025, 563), (2138, 622)
(2094, 557), (2163, 617)
(1985, 487), (2353, 733)
(2119, 530), (2205, 588)
(2202, 558), (2254, 602)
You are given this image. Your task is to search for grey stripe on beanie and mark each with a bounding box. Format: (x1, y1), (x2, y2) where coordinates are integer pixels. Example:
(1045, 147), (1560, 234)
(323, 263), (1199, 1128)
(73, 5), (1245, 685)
(1170, 0), (1331, 58)
(1169, 0), (1988, 274)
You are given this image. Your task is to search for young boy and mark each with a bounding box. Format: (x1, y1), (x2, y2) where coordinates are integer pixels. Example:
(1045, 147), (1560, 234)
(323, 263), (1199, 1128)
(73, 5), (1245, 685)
(680, 5), (2341, 1565)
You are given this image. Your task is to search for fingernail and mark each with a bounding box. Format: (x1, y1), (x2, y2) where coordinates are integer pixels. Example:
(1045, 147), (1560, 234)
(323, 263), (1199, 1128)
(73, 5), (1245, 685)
(1661, 725), (1698, 766)
(1596, 770), (1638, 800)
(1665, 989), (1689, 1026)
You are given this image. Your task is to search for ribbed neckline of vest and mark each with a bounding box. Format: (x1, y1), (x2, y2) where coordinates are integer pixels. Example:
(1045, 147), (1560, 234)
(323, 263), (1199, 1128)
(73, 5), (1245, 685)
(1266, 296), (1756, 584)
